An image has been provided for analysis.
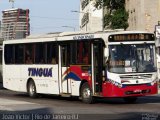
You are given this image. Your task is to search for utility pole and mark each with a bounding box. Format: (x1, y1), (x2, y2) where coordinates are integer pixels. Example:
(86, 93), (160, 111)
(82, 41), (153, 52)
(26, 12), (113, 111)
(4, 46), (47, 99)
(9, 0), (15, 8)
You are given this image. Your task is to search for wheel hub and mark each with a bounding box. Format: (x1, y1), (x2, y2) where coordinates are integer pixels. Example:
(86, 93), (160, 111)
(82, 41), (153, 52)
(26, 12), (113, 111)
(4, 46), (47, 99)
(83, 88), (91, 99)
(29, 84), (35, 95)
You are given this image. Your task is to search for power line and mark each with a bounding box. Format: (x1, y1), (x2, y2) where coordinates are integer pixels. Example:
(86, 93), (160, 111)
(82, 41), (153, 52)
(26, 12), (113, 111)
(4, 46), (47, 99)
(32, 25), (78, 29)
(31, 25), (78, 32)
(32, 26), (61, 29)
(31, 16), (78, 21)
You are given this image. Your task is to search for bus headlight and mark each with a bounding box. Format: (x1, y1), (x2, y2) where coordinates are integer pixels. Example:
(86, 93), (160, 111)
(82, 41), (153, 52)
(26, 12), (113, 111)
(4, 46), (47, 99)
(151, 80), (157, 86)
(118, 84), (122, 88)
(151, 74), (158, 86)
(151, 82), (154, 86)
(108, 79), (122, 88)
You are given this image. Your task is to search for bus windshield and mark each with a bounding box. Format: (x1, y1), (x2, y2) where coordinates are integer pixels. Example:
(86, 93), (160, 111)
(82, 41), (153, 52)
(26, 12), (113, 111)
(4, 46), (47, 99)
(108, 44), (156, 73)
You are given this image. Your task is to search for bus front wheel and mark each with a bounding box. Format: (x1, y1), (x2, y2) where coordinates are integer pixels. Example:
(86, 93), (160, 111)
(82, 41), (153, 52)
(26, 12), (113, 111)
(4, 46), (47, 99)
(81, 83), (94, 104)
(28, 80), (37, 98)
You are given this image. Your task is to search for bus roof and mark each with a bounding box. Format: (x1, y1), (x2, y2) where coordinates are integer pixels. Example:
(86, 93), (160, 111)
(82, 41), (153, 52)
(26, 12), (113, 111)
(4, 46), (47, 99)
(26, 30), (154, 39)
(3, 30), (154, 44)
(26, 29), (124, 39)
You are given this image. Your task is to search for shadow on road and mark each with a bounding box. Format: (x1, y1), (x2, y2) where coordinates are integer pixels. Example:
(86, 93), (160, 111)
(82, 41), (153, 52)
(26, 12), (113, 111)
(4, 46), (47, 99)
(1, 81), (160, 105)
(95, 95), (160, 104)
(11, 92), (160, 105)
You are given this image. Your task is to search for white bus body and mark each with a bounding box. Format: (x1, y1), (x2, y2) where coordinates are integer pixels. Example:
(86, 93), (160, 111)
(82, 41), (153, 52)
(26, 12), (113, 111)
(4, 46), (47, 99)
(3, 30), (158, 103)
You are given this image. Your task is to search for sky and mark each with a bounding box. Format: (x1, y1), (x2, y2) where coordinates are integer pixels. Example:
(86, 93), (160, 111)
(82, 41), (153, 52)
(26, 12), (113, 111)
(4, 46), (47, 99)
(0, 0), (80, 35)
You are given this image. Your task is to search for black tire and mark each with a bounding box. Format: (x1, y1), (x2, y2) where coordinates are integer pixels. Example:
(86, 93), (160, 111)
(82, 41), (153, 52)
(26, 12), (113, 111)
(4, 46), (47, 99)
(81, 82), (94, 104)
(27, 80), (37, 98)
(123, 97), (137, 103)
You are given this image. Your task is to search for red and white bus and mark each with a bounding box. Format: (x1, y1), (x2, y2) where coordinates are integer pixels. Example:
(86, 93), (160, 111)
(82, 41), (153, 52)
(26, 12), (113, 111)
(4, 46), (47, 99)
(3, 30), (158, 103)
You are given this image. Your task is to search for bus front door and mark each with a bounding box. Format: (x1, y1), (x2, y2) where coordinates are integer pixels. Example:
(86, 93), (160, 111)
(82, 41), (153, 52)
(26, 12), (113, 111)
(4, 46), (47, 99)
(59, 44), (71, 94)
(92, 41), (103, 95)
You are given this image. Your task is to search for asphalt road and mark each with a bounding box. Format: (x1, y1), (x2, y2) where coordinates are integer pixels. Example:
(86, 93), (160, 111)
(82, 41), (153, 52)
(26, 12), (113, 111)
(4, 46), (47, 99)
(0, 88), (160, 120)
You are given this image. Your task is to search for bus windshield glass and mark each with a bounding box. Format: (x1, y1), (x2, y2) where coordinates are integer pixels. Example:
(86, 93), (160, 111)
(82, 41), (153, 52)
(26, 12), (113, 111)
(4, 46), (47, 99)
(108, 44), (156, 73)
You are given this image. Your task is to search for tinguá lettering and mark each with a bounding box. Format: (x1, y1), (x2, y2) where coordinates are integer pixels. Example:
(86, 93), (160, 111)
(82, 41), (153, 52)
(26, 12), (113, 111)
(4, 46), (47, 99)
(28, 68), (52, 77)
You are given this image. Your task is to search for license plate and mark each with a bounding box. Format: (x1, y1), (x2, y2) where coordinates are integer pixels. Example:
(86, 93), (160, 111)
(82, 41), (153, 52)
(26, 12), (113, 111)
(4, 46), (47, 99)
(134, 89), (141, 93)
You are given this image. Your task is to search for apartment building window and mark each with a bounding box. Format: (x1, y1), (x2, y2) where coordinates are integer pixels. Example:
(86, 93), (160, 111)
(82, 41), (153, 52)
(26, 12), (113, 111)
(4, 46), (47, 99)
(81, 0), (89, 10)
(81, 12), (89, 27)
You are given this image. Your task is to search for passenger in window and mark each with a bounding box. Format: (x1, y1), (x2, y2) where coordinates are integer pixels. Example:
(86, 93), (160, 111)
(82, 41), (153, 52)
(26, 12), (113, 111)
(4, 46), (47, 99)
(26, 56), (32, 64)
(10, 58), (14, 64)
(40, 59), (44, 64)
(83, 53), (89, 64)
(51, 57), (56, 64)
(26, 50), (30, 56)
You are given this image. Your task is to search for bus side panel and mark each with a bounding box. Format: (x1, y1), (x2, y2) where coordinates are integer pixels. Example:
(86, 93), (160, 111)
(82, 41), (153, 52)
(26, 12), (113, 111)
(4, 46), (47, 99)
(71, 80), (81, 96)
(61, 66), (82, 96)
(4, 64), (60, 95)
(20, 65), (59, 94)
(20, 65), (48, 94)
(61, 67), (71, 93)
(46, 65), (59, 94)
(3, 65), (21, 91)
(69, 66), (91, 96)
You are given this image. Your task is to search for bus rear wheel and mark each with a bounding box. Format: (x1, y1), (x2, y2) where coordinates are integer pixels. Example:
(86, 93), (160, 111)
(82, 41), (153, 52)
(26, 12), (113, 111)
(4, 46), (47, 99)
(81, 83), (94, 104)
(28, 81), (37, 98)
(123, 97), (137, 103)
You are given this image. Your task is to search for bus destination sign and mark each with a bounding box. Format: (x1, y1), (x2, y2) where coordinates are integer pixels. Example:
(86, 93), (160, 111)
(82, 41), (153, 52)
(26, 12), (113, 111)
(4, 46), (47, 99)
(109, 33), (154, 42)
(73, 34), (94, 40)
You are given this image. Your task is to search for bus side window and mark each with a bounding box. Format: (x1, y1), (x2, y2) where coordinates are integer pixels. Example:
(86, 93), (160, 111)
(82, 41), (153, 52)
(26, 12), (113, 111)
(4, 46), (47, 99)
(70, 42), (76, 64)
(83, 53), (89, 64)
(4, 45), (14, 64)
(25, 44), (33, 64)
(77, 41), (90, 65)
(25, 56), (32, 64)
(35, 43), (46, 64)
(47, 42), (58, 64)
(15, 44), (24, 64)
(51, 57), (56, 64)
(61, 44), (70, 67)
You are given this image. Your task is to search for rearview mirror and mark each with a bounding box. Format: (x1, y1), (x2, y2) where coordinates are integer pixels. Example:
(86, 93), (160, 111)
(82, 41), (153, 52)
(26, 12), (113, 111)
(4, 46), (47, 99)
(104, 47), (109, 59)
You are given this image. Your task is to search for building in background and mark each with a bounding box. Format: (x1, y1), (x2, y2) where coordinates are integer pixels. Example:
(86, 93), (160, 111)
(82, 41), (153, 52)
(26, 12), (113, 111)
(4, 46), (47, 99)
(79, 0), (103, 32)
(79, 0), (159, 33)
(2, 8), (30, 40)
(0, 20), (3, 47)
(0, 21), (3, 83)
(0, 21), (1, 38)
(125, 0), (159, 33)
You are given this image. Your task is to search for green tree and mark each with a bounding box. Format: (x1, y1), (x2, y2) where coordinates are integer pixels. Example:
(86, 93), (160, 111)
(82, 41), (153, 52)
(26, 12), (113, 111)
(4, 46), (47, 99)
(93, 0), (128, 29)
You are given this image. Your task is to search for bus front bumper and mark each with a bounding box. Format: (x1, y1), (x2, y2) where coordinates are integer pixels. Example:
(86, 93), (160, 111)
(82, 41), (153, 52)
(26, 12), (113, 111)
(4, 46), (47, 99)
(102, 82), (158, 97)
